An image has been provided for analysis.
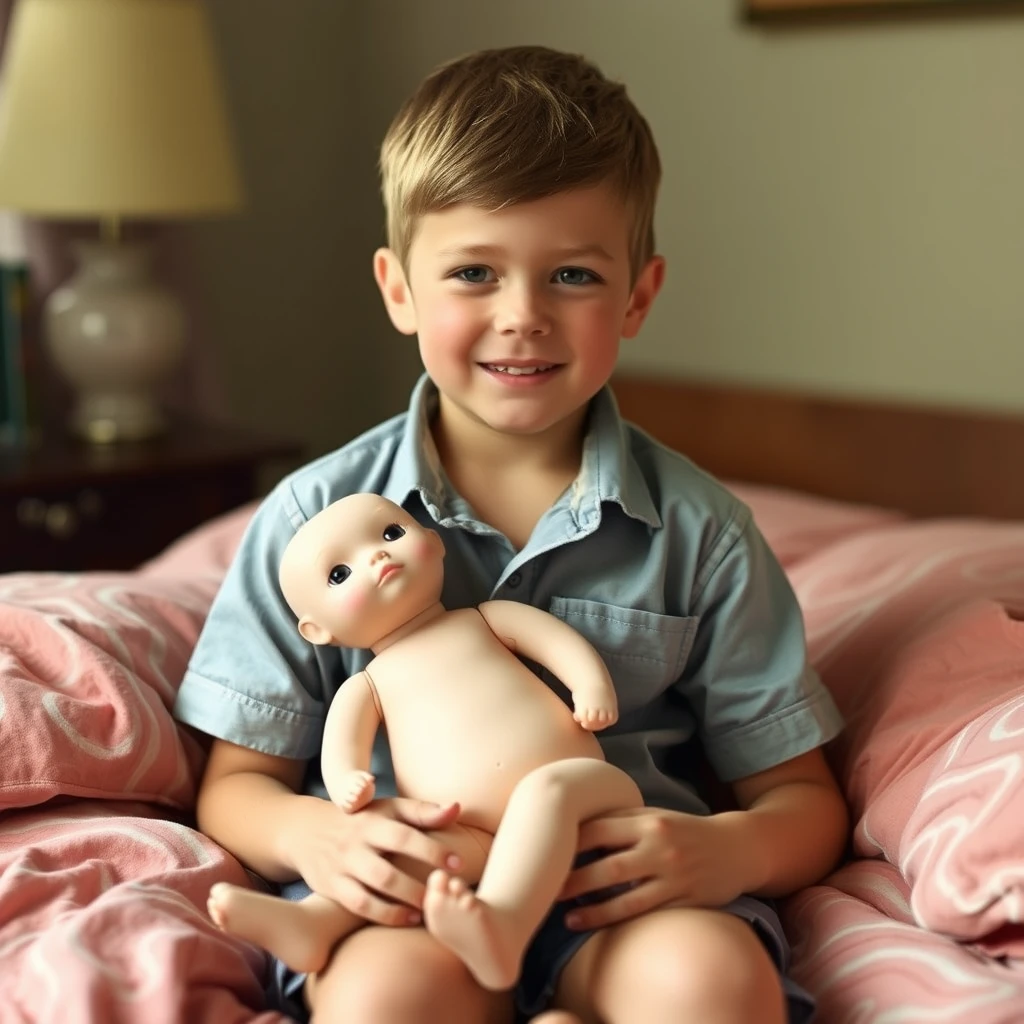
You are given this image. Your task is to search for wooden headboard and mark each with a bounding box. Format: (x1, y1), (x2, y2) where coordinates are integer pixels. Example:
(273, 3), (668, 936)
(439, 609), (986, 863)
(611, 374), (1024, 521)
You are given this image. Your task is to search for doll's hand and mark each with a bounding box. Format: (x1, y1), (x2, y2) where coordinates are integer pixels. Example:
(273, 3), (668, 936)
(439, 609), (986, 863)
(557, 807), (747, 930)
(336, 770), (376, 812)
(572, 691), (618, 731)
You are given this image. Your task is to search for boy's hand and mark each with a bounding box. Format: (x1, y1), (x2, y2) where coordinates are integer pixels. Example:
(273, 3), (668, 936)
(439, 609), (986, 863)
(557, 807), (746, 930)
(288, 795), (463, 927)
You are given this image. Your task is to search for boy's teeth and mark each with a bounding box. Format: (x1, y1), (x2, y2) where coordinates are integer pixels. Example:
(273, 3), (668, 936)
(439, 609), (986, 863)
(491, 365), (548, 375)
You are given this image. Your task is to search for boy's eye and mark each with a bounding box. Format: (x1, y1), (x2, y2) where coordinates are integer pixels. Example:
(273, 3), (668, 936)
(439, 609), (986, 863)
(328, 564), (351, 586)
(453, 266), (494, 284)
(554, 267), (598, 286)
(382, 523), (406, 542)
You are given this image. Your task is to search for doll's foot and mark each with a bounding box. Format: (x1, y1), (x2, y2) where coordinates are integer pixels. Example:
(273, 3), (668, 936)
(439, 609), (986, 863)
(423, 871), (522, 991)
(208, 883), (338, 974)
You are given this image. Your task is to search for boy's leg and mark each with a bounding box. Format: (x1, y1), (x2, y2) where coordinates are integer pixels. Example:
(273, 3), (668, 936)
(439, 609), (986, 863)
(308, 921), (514, 1024)
(551, 902), (807, 1024)
(424, 759), (642, 991)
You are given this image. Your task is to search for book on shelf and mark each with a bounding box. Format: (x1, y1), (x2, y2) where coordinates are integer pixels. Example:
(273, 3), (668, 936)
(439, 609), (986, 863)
(0, 211), (38, 447)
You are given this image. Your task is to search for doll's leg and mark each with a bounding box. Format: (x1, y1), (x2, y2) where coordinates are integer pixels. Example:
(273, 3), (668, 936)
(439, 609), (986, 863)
(209, 822), (492, 976)
(551, 905), (788, 1024)
(209, 883), (362, 975)
(424, 758), (641, 991)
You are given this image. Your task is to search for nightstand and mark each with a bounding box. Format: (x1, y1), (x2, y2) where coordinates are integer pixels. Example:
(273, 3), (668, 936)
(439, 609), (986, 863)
(0, 422), (303, 572)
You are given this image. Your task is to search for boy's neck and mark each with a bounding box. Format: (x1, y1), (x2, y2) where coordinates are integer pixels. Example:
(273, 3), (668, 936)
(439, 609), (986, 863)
(431, 402), (587, 549)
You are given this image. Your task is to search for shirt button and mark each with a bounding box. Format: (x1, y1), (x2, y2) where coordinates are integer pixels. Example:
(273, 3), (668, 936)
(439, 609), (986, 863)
(507, 572), (522, 588)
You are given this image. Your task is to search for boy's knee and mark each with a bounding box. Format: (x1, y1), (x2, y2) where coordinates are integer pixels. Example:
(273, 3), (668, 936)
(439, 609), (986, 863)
(651, 913), (785, 1021)
(577, 908), (785, 1024)
(311, 928), (504, 1023)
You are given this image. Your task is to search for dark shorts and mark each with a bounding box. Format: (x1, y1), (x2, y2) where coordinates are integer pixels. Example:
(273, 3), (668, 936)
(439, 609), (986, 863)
(516, 859), (815, 1022)
(266, 867), (815, 1024)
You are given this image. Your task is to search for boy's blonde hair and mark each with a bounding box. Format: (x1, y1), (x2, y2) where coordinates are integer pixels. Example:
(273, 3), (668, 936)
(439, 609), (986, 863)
(380, 46), (661, 280)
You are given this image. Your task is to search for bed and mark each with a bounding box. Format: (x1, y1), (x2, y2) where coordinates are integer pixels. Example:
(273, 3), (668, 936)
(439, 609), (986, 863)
(2, 372), (1023, 1022)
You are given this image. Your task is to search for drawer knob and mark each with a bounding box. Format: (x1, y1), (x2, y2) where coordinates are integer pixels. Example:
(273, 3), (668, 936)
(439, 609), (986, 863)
(16, 491), (102, 540)
(16, 498), (47, 529)
(45, 503), (79, 539)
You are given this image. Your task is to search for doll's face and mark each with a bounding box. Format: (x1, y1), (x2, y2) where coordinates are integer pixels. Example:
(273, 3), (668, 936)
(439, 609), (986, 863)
(280, 494), (445, 650)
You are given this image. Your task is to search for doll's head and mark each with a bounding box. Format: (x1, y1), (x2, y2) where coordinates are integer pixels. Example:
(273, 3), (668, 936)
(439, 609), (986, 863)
(279, 493), (446, 651)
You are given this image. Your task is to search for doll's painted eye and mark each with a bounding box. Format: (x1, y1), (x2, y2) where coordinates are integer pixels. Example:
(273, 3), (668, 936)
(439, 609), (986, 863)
(382, 524), (406, 542)
(328, 564), (351, 586)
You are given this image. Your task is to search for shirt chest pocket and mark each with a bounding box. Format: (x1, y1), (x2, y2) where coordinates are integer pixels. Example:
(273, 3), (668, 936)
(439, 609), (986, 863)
(546, 597), (698, 714)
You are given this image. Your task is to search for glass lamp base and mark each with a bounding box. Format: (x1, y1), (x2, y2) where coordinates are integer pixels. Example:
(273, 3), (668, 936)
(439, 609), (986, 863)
(70, 393), (169, 444)
(45, 239), (186, 444)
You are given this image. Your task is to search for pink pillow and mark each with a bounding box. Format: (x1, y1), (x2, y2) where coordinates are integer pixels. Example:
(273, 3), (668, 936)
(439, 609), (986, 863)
(0, 572), (220, 812)
(140, 501), (256, 577)
(725, 481), (905, 568)
(902, 689), (1024, 955)
(789, 520), (1024, 952)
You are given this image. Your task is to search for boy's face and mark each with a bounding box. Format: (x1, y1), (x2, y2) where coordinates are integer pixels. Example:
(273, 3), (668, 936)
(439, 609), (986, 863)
(375, 185), (664, 444)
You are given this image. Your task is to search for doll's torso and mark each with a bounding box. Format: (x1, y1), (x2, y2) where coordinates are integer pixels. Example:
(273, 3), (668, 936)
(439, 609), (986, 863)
(366, 606), (604, 832)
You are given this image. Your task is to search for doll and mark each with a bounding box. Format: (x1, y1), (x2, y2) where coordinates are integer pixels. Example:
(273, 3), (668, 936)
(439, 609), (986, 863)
(208, 493), (642, 990)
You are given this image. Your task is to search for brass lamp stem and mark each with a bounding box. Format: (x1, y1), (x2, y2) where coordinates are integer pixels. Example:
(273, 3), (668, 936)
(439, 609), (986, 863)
(100, 215), (122, 244)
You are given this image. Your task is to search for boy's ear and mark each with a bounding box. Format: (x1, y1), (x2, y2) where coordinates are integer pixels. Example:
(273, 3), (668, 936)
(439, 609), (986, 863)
(298, 617), (334, 646)
(622, 255), (666, 340)
(373, 247), (418, 336)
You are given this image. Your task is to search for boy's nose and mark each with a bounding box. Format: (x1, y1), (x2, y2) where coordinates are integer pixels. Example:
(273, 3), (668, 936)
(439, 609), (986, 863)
(494, 287), (551, 337)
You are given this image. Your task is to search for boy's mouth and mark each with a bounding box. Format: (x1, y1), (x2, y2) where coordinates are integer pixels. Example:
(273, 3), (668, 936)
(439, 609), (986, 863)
(481, 363), (558, 376)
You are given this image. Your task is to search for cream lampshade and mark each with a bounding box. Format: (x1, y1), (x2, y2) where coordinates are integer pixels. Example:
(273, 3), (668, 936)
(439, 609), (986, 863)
(0, 0), (243, 443)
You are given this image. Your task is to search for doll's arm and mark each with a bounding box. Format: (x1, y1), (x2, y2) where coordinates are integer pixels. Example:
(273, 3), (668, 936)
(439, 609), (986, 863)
(321, 670), (382, 812)
(478, 600), (617, 730)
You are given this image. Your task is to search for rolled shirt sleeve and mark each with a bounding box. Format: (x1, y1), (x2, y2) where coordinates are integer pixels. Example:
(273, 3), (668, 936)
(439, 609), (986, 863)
(679, 508), (843, 783)
(173, 482), (336, 761)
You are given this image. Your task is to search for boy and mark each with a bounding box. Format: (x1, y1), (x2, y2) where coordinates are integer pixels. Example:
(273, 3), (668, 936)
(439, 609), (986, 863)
(174, 45), (848, 1024)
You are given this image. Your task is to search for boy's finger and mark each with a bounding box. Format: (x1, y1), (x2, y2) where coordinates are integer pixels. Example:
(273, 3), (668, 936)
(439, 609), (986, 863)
(560, 844), (655, 901)
(563, 881), (654, 931)
(375, 818), (463, 872)
(390, 797), (461, 830)
(575, 815), (629, 852)
(329, 874), (422, 927)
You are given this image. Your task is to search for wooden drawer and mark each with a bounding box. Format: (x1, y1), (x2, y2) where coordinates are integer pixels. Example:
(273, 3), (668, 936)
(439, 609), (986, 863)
(0, 421), (302, 572)
(1, 467), (254, 571)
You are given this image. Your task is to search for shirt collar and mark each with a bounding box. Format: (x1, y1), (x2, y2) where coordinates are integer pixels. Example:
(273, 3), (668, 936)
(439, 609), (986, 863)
(382, 373), (662, 530)
(571, 383), (662, 530)
(380, 375), (450, 521)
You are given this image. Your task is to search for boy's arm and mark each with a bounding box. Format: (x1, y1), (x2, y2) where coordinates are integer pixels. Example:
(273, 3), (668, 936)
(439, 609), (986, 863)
(196, 739), (324, 883)
(478, 599), (618, 729)
(722, 747), (849, 897)
(320, 670), (382, 811)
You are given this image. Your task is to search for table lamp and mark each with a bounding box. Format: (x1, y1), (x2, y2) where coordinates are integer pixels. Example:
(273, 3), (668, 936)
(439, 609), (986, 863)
(0, 0), (243, 443)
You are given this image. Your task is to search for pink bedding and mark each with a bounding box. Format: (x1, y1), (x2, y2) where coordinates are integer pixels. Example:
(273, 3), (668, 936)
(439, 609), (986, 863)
(1, 489), (1023, 1021)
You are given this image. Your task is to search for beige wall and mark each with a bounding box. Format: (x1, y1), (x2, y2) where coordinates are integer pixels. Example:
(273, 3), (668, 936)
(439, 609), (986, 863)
(192, 0), (1024, 456)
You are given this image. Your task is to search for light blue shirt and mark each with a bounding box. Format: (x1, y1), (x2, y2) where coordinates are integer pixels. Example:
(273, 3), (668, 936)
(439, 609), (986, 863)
(174, 375), (842, 815)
